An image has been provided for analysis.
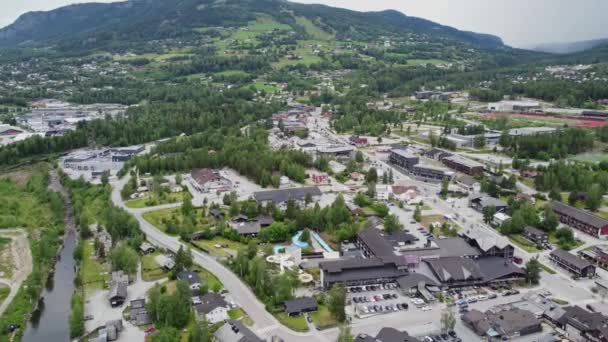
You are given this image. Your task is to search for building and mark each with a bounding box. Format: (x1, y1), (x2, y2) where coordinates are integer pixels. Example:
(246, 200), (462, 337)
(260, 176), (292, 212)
(549, 249), (596, 278)
(424, 257), (525, 288)
(139, 242), (155, 255)
(389, 149), (419, 171)
(214, 319), (264, 342)
(355, 328), (418, 342)
(283, 297), (318, 316)
(155, 254), (175, 270)
(580, 245), (608, 269)
(317, 146), (355, 158)
(487, 100), (541, 112)
(189, 168), (232, 193)
(194, 293), (230, 324)
(523, 226), (549, 245)
(356, 228), (417, 258)
(130, 299), (152, 326)
(178, 271), (203, 290)
(551, 201), (608, 239)
(442, 155), (484, 176)
(319, 258), (409, 289)
(412, 164), (452, 182)
(253, 187), (322, 206)
(508, 127), (557, 137)
(109, 279), (128, 307)
(459, 228), (514, 259)
(349, 136), (369, 146)
(554, 306), (608, 342)
(493, 212), (511, 227)
(462, 308), (542, 339)
(470, 195), (508, 213)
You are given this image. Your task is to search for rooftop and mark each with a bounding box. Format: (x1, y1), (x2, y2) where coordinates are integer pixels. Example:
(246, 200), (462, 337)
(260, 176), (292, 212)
(552, 201), (608, 231)
(253, 187), (321, 203)
(550, 249), (594, 270)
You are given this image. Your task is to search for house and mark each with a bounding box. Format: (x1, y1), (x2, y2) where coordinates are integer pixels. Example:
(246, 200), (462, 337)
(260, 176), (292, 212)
(109, 280), (128, 307)
(129, 299), (152, 326)
(355, 328), (418, 342)
(579, 245), (608, 269)
(549, 249), (596, 278)
(209, 209), (225, 220)
(459, 228), (514, 258)
(155, 254), (175, 270)
(442, 155), (484, 177)
(349, 136), (368, 146)
(230, 221), (262, 237)
(523, 226), (549, 245)
(551, 201), (608, 239)
(253, 187), (322, 206)
(178, 271), (203, 290)
(462, 308), (542, 339)
(189, 168), (232, 193)
(194, 293), (230, 324)
(139, 242), (155, 255)
(311, 173), (329, 184)
(555, 306), (608, 342)
(283, 297), (318, 316)
(470, 195), (508, 213)
(317, 146), (355, 158)
(214, 319), (264, 342)
(493, 212), (511, 227)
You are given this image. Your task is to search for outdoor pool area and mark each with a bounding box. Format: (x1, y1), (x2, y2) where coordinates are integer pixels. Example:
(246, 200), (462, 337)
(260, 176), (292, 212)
(272, 230), (334, 254)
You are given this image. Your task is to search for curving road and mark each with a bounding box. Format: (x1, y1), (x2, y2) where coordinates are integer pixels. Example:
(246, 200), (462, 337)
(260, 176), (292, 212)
(110, 176), (329, 342)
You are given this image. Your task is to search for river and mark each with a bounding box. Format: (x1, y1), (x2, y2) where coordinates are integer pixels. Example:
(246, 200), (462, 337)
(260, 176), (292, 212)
(22, 171), (77, 342)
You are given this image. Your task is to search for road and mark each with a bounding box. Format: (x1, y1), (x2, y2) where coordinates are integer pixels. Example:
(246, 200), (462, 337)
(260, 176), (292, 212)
(110, 176), (329, 342)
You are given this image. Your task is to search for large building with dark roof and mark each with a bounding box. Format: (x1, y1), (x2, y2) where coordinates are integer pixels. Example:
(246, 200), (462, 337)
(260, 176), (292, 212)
(389, 149), (419, 171)
(424, 256), (525, 288)
(555, 306), (608, 342)
(253, 187), (321, 205)
(319, 257), (409, 289)
(355, 328), (418, 342)
(462, 308), (542, 339)
(442, 155), (485, 177)
(551, 201), (608, 238)
(549, 249), (596, 278)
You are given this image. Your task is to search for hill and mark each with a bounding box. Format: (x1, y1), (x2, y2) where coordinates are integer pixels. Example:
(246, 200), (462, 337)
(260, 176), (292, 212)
(0, 0), (504, 51)
(531, 38), (608, 54)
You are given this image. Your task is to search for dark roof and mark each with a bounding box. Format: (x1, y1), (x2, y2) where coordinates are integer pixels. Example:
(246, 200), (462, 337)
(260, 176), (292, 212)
(109, 281), (127, 300)
(232, 214), (249, 222)
(284, 297), (318, 315)
(195, 293), (229, 315)
(130, 298), (146, 310)
(209, 209), (224, 218)
(552, 201), (608, 231)
(177, 271), (202, 285)
(358, 228), (416, 257)
(524, 226), (548, 237)
(463, 308), (541, 336)
(253, 187), (321, 203)
(425, 257), (484, 282)
(214, 320), (264, 342)
(476, 257), (525, 282)
(320, 258), (408, 283)
(550, 249), (594, 270)
(232, 221), (261, 235)
(559, 306), (608, 335)
(191, 168), (221, 185)
(396, 273), (439, 289)
(434, 237), (481, 257)
(355, 328), (418, 342)
(257, 215), (274, 226)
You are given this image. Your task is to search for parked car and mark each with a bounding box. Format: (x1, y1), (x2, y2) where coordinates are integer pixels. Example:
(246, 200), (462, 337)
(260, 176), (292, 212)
(488, 294), (498, 299)
(84, 315), (94, 321)
(306, 315), (313, 323)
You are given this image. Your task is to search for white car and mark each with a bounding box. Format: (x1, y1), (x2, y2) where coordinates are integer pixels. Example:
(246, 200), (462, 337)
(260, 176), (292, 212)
(421, 306), (432, 311)
(478, 295), (488, 301)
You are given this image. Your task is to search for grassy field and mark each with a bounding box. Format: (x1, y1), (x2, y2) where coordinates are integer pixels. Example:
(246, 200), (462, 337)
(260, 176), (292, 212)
(0, 237), (13, 278)
(192, 237), (246, 258)
(309, 305), (338, 330)
(125, 191), (187, 209)
(508, 235), (541, 253)
(82, 239), (108, 293)
(0, 285), (9, 307)
(406, 59), (448, 66)
(570, 153), (608, 164)
(273, 54), (323, 68)
(275, 313), (309, 332)
(228, 308), (254, 326)
(195, 267), (224, 292)
(252, 81), (280, 92)
(295, 16), (333, 40)
(420, 215), (446, 229)
(143, 207), (211, 235)
(113, 49), (193, 63)
(141, 251), (168, 282)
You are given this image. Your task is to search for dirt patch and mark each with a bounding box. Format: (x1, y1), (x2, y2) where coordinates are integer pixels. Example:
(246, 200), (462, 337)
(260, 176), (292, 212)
(0, 168), (34, 186)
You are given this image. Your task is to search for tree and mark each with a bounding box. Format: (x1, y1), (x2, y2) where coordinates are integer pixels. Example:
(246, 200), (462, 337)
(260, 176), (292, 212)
(328, 285), (347, 322)
(189, 320), (211, 342)
(541, 205), (559, 233)
(587, 183), (603, 211)
(482, 205), (496, 225)
(355, 151), (364, 163)
(568, 191), (578, 206)
(441, 177), (450, 198)
(440, 308), (456, 333)
(365, 167), (378, 184)
(388, 169), (394, 184)
(383, 214), (401, 233)
(336, 324), (354, 342)
(175, 173), (183, 185)
(151, 327), (181, 342)
(182, 194), (194, 217)
(109, 242), (139, 274)
(556, 227), (576, 249)
(299, 229), (311, 243)
(525, 257), (542, 285)
(174, 246), (193, 271)
(305, 192), (313, 206)
(473, 135), (486, 149)
(366, 182), (376, 198)
(549, 188), (562, 202)
(413, 205), (422, 222)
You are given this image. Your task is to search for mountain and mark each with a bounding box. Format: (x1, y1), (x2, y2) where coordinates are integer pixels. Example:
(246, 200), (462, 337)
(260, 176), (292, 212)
(531, 38), (608, 54)
(0, 0), (504, 50)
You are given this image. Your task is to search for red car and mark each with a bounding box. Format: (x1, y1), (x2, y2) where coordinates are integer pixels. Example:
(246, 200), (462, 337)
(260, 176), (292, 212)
(513, 256), (523, 265)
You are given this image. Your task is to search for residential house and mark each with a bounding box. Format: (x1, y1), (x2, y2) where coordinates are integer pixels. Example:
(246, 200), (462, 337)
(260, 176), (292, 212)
(550, 249), (596, 278)
(555, 306), (608, 342)
(253, 187), (322, 207)
(109, 279), (128, 307)
(523, 226), (549, 245)
(139, 242), (155, 255)
(130, 299), (152, 326)
(214, 319), (264, 342)
(459, 228), (514, 259)
(551, 201), (608, 239)
(470, 195), (508, 213)
(283, 297), (318, 316)
(194, 293), (230, 324)
(462, 308), (542, 339)
(178, 271), (203, 291)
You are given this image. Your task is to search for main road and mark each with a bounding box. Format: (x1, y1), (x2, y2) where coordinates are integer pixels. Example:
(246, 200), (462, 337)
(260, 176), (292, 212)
(110, 176), (329, 342)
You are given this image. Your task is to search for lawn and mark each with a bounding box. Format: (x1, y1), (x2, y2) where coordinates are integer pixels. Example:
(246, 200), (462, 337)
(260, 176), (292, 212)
(508, 235), (541, 253)
(252, 81), (280, 93)
(295, 16), (333, 40)
(569, 153), (608, 164)
(309, 305), (338, 330)
(143, 207), (211, 235)
(273, 55), (322, 68)
(275, 313), (309, 332)
(82, 239), (108, 293)
(0, 285), (9, 307)
(141, 251), (168, 282)
(539, 262), (556, 275)
(0, 236), (13, 278)
(192, 237), (246, 258)
(228, 308), (254, 326)
(420, 215), (446, 229)
(126, 191), (187, 209)
(548, 233), (584, 251)
(194, 266), (224, 292)
(406, 59), (448, 66)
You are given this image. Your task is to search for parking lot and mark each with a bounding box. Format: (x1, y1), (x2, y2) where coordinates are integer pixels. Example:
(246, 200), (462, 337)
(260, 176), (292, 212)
(346, 283), (437, 318)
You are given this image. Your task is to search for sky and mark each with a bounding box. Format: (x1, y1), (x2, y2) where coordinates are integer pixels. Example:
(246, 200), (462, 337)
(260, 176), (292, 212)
(1, 0), (606, 48)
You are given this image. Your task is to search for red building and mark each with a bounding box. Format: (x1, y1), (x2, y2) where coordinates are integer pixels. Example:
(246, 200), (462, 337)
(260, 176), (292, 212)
(349, 136), (368, 146)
